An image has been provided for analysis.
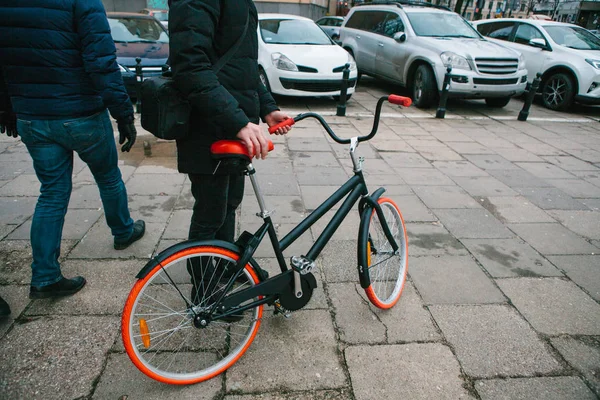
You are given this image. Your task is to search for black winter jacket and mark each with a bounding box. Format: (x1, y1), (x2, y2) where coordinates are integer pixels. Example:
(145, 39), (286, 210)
(169, 0), (279, 174)
(0, 0), (133, 121)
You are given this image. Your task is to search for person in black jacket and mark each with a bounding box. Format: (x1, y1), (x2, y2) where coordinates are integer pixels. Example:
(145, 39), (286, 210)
(0, 0), (146, 300)
(169, 0), (291, 244)
(169, 0), (291, 306)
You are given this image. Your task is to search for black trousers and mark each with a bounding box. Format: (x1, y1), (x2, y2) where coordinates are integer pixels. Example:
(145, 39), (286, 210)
(188, 172), (245, 242)
(187, 172), (245, 298)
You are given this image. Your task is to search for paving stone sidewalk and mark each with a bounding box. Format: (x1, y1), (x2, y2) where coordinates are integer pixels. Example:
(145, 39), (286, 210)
(1, 82), (600, 399)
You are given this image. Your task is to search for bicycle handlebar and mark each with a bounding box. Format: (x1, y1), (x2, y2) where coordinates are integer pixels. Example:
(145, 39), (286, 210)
(268, 94), (411, 144)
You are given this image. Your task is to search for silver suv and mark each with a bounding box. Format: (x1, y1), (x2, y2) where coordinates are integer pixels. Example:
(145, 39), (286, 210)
(339, 1), (528, 108)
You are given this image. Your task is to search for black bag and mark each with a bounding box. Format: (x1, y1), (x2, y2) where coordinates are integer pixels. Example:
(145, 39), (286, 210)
(140, 13), (249, 140)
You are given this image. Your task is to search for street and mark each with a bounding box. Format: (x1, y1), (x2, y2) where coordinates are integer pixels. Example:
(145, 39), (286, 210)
(1, 79), (599, 399)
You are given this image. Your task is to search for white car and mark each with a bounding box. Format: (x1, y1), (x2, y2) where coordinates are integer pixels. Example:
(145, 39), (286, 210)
(473, 18), (600, 110)
(258, 14), (358, 99)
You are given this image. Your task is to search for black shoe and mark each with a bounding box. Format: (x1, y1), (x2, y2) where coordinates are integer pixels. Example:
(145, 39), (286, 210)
(0, 295), (10, 318)
(29, 276), (87, 299)
(114, 220), (146, 250)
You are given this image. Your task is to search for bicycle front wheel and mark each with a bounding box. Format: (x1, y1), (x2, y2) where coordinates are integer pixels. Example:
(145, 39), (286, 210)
(359, 197), (408, 309)
(122, 245), (263, 385)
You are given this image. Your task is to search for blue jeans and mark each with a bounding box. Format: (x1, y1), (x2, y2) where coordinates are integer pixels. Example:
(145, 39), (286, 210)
(17, 110), (134, 287)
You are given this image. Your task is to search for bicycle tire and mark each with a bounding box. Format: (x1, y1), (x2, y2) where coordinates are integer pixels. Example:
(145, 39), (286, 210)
(122, 244), (263, 385)
(359, 197), (408, 309)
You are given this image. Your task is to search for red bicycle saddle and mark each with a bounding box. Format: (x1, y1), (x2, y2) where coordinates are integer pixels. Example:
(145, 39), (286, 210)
(210, 140), (274, 161)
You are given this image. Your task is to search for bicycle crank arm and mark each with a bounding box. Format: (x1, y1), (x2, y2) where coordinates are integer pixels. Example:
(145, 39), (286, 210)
(294, 270), (303, 298)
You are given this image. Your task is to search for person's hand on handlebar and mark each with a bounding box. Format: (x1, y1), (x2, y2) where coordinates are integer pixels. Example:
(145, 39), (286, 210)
(237, 122), (270, 160)
(265, 110), (292, 135)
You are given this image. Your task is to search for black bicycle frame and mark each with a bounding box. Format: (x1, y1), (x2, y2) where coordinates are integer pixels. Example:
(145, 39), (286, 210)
(214, 97), (405, 318)
(216, 172), (368, 316)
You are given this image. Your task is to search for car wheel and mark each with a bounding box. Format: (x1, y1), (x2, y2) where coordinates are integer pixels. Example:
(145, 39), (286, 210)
(259, 68), (271, 92)
(412, 65), (437, 108)
(542, 72), (575, 111)
(485, 97), (511, 108)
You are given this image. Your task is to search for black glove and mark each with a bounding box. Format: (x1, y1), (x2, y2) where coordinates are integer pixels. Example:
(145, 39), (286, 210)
(0, 111), (18, 138)
(117, 117), (137, 152)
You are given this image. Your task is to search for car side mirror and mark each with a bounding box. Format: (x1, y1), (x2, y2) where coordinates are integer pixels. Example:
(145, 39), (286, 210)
(529, 38), (547, 49)
(393, 32), (407, 43)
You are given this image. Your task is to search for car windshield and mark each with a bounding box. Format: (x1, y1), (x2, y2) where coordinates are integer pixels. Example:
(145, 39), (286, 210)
(543, 25), (600, 50)
(260, 19), (333, 45)
(406, 12), (481, 38)
(152, 11), (168, 21)
(108, 17), (169, 43)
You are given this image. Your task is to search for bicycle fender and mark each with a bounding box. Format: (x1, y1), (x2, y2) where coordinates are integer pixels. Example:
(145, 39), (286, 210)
(357, 187), (388, 288)
(136, 239), (250, 279)
(357, 205), (372, 289)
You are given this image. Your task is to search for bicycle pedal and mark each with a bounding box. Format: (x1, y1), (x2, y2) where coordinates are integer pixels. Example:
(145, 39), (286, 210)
(290, 255), (315, 275)
(274, 301), (292, 319)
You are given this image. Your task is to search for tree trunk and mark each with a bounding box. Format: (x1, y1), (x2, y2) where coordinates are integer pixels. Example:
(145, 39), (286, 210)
(462, 0), (470, 16)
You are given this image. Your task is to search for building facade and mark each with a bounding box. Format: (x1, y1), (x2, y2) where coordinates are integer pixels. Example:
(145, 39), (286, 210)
(549, 0), (600, 28)
(102, 0), (335, 20)
(254, 0), (332, 19)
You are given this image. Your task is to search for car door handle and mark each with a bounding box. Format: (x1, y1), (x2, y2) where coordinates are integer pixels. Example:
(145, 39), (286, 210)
(356, 35), (361, 39)
(378, 43), (384, 47)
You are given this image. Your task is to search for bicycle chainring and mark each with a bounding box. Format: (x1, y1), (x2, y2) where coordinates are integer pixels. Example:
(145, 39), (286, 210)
(278, 272), (317, 311)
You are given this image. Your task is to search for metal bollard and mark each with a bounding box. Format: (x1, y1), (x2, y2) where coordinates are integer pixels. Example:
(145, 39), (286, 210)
(143, 140), (152, 157)
(336, 63), (351, 117)
(518, 73), (542, 122)
(135, 57), (143, 114)
(436, 66), (452, 119)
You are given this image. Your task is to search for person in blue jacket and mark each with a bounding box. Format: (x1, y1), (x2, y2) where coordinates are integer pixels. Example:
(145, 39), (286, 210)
(0, 0), (146, 300)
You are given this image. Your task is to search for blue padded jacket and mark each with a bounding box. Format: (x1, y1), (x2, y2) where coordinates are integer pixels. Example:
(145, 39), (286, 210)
(0, 0), (133, 121)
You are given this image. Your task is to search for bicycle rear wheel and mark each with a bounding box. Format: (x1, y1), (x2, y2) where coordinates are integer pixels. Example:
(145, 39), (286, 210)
(122, 245), (263, 385)
(360, 197), (408, 309)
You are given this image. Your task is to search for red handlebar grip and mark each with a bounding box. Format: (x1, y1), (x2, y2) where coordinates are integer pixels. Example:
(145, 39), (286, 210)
(388, 95), (412, 107)
(268, 118), (295, 134)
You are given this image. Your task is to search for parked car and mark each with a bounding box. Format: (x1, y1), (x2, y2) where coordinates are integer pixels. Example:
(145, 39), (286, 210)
(107, 12), (169, 99)
(316, 16), (345, 41)
(339, 2), (528, 108)
(139, 8), (169, 30)
(473, 18), (600, 110)
(528, 14), (552, 21)
(258, 14), (358, 99)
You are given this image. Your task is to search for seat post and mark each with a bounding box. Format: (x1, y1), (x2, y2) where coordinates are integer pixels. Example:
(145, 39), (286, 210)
(246, 164), (271, 218)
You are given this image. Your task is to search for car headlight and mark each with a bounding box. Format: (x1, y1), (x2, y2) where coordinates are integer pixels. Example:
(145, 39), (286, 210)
(440, 52), (471, 71)
(518, 54), (526, 70)
(271, 53), (298, 72)
(585, 59), (600, 69)
(347, 53), (357, 71)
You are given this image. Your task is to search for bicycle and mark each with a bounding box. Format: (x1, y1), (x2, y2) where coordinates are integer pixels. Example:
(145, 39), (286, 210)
(121, 94), (412, 385)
